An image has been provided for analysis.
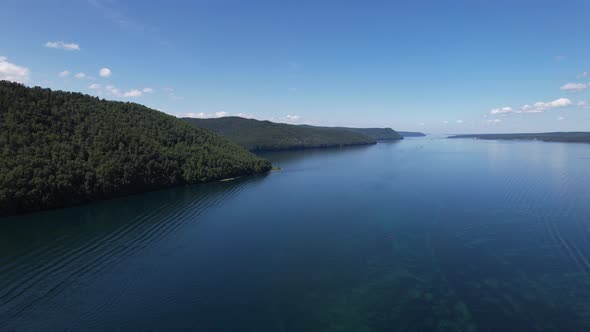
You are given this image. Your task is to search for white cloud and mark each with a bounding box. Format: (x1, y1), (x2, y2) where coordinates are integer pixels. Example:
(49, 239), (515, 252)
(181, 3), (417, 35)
(99, 68), (112, 78)
(44, 41), (80, 51)
(456, 120), (464, 123)
(142, 87), (154, 93)
(443, 120), (449, 124)
(419, 122), (425, 126)
(530, 98), (572, 112)
(104, 85), (119, 95)
(577, 72), (588, 79)
(89, 84), (144, 98)
(286, 114), (301, 121)
(490, 98), (573, 117)
(486, 119), (502, 123)
(75, 72), (87, 79)
(182, 111), (230, 119)
(0, 56), (30, 83)
(183, 112), (207, 118)
(560, 82), (587, 92)
(58, 70), (70, 77)
(122, 89), (142, 97)
(490, 106), (513, 115)
(557, 116), (565, 121)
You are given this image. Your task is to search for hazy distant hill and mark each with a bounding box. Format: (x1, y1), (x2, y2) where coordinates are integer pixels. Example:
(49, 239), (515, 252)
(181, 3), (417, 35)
(313, 126), (403, 140)
(183, 117), (398, 151)
(0, 81), (271, 216)
(448, 132), (590, 143)
(398, 131), (426, 137)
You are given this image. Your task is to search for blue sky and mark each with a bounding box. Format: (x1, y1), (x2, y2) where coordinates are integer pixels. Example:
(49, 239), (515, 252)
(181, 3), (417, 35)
(1, 0), (590, 134)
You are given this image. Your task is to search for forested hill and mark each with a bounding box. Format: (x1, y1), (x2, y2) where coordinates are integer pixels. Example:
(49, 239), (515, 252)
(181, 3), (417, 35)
(182, 116), (385, 151)
(448, 132), (590, 143)
(310, 126), (404, 140)
(0, 81), (271, 216)
(398, 131), (426, 137)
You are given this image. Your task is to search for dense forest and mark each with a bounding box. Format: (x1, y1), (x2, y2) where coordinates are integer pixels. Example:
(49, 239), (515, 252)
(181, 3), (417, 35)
(182, 116), (397, 151)
(398, 131), (426, 137)
(448, 132), (590, 143)
(306, 126), (404, 140)
(0, 81), (271, 216)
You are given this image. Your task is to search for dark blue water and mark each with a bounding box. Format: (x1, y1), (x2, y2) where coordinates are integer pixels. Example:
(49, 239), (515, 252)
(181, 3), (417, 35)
(1, 138), (590, 331)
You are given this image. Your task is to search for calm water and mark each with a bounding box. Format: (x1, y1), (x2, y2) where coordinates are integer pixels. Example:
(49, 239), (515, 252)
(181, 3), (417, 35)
(2, 138), (590, 331)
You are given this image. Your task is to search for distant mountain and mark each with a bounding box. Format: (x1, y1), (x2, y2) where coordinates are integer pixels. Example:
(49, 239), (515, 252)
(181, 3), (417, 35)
(182, 117), (392, 151)
(398, 131), (426, 137)
(448, 132), (590, 143)
(0, 81), (271, 216)
(316, 126), (403, 140)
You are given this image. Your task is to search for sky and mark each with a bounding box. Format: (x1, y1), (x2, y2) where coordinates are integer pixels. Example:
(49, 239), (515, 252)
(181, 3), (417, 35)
(1, 0), (590, 134)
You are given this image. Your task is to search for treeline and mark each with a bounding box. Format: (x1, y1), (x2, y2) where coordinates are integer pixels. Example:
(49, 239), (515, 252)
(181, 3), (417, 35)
(0, 81), (271, 216)
(448, 132), (590, 143)
(398, 131), (426, 137)
(302, 125), (404, 140)
(183, 116), (404, 151)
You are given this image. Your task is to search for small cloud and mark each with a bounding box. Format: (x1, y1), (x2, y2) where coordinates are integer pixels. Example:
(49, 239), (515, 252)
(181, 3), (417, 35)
(456, 120), (464, 123)
(443, 120), (449, 124)
(58, 70), (70, 77)
(560, 82), (587, 92)
(557, 116), (565, 121)
(122, 89), (142, 97)
(578, 101), (589, 109)
(577, 72), (589, 79)
(142, 87), (154, 93)
(89, 83), (143, 98)
(182, 111), (230, 118)
(419, 123), (425, 126)
(45, 41), (80, 51)
(183, 112), (207, 118)
(492, 98), (573, 116)
(286, 114), (301, 121)
(75, 72), (87, 79)
(99, 68), (112, 78)
(0, 56), (30, 83)
(531, 98), (572, 111)
(486, 119), (502, 124)
(490, 106), (513, 115)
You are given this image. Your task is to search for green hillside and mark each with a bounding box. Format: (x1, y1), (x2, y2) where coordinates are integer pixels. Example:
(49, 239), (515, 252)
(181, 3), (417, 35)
(0, 81), (271, 216)
(398, 131), (426, 137)
(183, 116), (379, 151)
(311, 126), (403, 140)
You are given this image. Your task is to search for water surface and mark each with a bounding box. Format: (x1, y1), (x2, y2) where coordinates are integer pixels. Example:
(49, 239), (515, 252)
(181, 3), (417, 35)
(2, 138), (590, 331)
